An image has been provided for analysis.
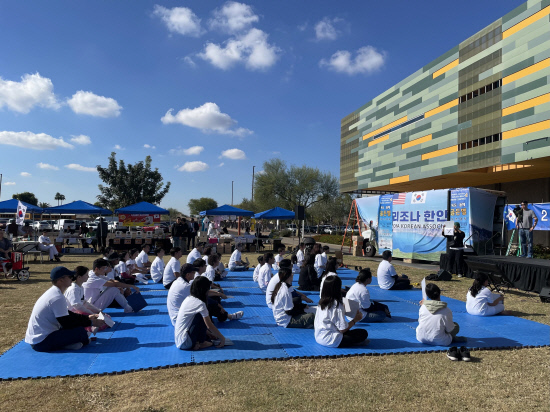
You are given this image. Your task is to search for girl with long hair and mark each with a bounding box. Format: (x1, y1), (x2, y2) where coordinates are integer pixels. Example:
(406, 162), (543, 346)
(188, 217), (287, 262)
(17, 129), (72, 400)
(466, 272), (505, 316)
(271, 267), (315, 328)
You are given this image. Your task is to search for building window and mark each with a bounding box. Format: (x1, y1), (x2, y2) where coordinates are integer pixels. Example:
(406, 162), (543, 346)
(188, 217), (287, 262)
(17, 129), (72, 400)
(459, 79), (502, 104)
(458, 133), (501, 151)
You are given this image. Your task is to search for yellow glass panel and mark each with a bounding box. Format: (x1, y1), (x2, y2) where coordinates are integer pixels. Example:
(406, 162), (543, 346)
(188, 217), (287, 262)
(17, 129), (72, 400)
(424, 99), (458, 118)
(368, 134), (389, 147)
(362, 116), (407, 140)
(502, 5), (550, 39)
(421, 145), (458, 160)
(402, 134), (432, 149)
(433, 59), (459, 79)
(503, 58), (550, 85)
(502, 93), (550, 116)
(502, 120), (550, 140)
(390, 175), (409, 184)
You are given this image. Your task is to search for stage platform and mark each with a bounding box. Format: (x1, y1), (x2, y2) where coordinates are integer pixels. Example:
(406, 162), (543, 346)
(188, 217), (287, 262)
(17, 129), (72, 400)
(440, 254), (550, 293)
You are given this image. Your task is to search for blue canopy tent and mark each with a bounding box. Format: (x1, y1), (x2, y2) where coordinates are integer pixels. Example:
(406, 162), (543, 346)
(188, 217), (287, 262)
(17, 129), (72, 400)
(253, 207), (295, 220)
(114, 201), (169, 215)
(199, 204), (254, 235)
(43, 200), (112, 215)
(0, 199), (44, 214)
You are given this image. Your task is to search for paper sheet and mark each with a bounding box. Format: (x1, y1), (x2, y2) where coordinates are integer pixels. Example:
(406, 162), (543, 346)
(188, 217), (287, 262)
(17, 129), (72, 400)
(343, 298), (360, 318)
(421, 278), (427, 301)
(98, 312), (115, 328)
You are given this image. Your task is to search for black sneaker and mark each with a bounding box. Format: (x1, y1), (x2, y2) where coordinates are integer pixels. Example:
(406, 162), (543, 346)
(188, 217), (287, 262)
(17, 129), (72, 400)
(459, 346), (471, 362)
(447, 346), (461, 361)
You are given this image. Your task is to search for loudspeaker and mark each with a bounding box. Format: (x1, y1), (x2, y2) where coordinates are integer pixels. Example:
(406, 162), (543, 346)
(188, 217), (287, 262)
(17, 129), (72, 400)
(437, 269), (452, 281)
(295, 205), (305, 220)
(540, 287), (550, 303)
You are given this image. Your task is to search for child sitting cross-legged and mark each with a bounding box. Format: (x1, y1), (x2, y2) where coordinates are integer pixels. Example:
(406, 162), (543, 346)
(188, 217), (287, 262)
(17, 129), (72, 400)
(271, 267), (315, 329)
(416, 283), (469, 361)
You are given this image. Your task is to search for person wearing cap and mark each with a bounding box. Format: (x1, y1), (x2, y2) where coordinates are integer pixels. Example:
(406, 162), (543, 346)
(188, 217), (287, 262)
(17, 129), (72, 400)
(167, 263), (196, 326)
(150, 248), (166, 283)
(186, 242), (205, 264)
(442, 222), (465, 277)
(38, 230), (62, 262)
(25, 266), (106, 352)
(83, 258), (139, 312)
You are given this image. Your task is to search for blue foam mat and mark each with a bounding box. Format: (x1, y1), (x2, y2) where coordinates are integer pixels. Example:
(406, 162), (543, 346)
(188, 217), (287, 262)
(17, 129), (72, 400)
(1, 269), (548, 380)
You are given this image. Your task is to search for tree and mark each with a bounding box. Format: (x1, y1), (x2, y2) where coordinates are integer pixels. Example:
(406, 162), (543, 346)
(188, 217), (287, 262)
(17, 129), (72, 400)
(188, 198), (218, 215)
(237, 198), (257, 212)
(54, 192), (65, 206)
(12, 192), (38, 206)
(253, 159), (339, 213)
(97, 152), (171, 210)
(38, 202), (51, 208)
(309, 193), (354, 225)
(167, 207), (182, 219)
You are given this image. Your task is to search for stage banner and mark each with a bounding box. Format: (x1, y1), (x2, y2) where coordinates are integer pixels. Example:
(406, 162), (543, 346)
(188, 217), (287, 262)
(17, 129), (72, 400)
(377, 194), (393, 253)
(450, 188), (470, 243)
(392, 190), (448, 260)
(118, 214), (161, 227)
(504, 203), (550, 231)
(355, 196), (380, 231)
(468, 188), (498, 252)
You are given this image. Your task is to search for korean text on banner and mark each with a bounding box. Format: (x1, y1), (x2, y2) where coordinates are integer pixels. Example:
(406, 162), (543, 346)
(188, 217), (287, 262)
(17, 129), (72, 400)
(118, 214), (161, 227)
(450, 188), (470, 242)
(392, 190), (448, 260)
(378, 194), (393, 252)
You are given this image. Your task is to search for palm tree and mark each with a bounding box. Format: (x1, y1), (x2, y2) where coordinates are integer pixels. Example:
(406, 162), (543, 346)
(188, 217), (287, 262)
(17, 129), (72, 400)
(54, 192), (65, 206)
(38, 202), (51, 208)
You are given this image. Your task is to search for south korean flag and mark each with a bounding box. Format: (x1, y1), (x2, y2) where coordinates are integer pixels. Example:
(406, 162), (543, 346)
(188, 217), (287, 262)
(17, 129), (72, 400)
(411, 192), (427, 204)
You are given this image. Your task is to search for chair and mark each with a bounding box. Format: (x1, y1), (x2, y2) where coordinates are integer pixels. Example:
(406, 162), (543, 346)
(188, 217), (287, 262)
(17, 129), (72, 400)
(115, 231), (123, 238)
(125, 231), (133, 239)
(135, 231), (143, 238)
(466, 260), (513, 293)
(145, 232), (153, 239)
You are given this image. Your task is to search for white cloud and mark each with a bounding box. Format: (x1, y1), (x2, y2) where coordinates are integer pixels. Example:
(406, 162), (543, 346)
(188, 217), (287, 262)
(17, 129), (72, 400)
(20, 172), (31, 177)
(161, 102), (252, 137)
(0, 73), (60, 113)
(298, 22), (308, 32)
(153, 5), (202, 37)
(37, 162), (59, 170)
(209, 2), (259, 33)
(4, 181), (16, 185)
(144, 144), (156, 149)
(218, 162), (224, 167)
(113, 144), (125, 150)
(65, 163), (96, 172)
(314, 18), (343, 41)
(67, 91), (122, 117)
(70, 134), (91, 145)
(184, 146), (204, 155)
(0, 131), (73, 150)
(183, 56), (197, 68)
(178, 161), (209, 172)
(220, 148), (246, 160)
(198, 28), (280, 71)
(319, 46), (386, 75)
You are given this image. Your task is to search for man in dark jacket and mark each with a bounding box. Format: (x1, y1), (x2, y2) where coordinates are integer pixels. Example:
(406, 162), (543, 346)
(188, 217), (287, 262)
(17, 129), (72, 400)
(171, 217), (188, 250)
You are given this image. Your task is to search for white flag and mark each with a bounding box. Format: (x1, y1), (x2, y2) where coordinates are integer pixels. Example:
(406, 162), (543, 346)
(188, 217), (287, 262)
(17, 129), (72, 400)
(411, 191), (427, 204)
(16, 201), (27, 225)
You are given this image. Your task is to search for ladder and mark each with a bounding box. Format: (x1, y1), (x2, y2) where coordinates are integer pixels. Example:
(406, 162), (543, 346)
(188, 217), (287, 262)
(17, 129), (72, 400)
(505, 228), (522, 256)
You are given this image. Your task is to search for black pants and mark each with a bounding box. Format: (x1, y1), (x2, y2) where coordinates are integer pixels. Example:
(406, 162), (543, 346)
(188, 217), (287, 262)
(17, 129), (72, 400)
(207, 298), (228, 322)
(32, 327), (89, 352)
(187, 234), (195, 250)
(447, 249), (464, 275)
(164, 281), (174, 290)
(338, 328), (368, 347)
(389, 277), (411, 290)
(188, 313), (207, 348)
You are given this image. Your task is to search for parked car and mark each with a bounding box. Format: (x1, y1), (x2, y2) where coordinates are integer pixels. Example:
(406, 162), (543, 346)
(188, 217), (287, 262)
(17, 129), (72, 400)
(88, 222), (98, 231)
(33, 220), (52, 231)
(56, 219), (77, 231)
(286, 224), (298, 236)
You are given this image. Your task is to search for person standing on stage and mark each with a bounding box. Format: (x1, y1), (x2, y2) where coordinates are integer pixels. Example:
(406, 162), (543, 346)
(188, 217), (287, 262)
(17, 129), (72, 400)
(516, 201), (538, 259)
(442, 222), (465, 277)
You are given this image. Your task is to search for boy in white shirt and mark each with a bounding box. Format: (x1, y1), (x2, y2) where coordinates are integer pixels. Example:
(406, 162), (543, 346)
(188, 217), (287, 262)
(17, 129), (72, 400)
(167, 263), (196, 325)
(314, 250), (325, 278)
(38, 231), (62, 262)
(377, 250), (411, 290)
(25, 266), (105, 352)
(417, 283), (468, 360)
(83, 258), (138, 312)
(228, 243), (248, 271)
(150, 248), (166, 283)
(164, 247), (182, 289)
(273, 247), (285, 270)
(186, 242), (205, 264)
(296, 243), (305, 267)
(135, 244), (152, 271)
(253, 255), (264, 282)
(258, 252), (275, 290)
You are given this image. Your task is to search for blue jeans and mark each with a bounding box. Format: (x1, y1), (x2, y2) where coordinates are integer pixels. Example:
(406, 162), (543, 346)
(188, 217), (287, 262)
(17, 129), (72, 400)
(519, 228), (533, 258)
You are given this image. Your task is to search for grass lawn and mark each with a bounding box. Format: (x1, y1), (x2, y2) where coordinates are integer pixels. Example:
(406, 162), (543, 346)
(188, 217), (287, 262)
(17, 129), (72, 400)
(0, 251), (548, 412)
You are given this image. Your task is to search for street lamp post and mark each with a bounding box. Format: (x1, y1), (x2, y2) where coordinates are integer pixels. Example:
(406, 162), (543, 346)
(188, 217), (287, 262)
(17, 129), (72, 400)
(231, 181), (234, 206)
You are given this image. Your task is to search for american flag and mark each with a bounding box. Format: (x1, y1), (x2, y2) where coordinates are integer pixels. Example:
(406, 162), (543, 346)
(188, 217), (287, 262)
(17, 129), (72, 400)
(393, 193), (406, 205)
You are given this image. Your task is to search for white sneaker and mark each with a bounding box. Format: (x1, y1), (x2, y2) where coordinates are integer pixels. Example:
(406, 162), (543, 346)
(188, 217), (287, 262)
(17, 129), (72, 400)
(124, 305), (134, 313)
(64, 342), (83, 350)
(229, 311), (244, 320)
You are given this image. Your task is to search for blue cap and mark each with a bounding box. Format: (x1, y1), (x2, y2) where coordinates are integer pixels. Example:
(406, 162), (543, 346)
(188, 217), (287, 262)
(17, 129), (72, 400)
(50, 266), (75, 281)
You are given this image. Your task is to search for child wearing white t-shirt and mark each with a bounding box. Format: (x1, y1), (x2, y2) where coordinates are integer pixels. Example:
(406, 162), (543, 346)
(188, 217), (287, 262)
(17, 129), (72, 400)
(273, 247), (285, 270)
(258, 253), (274, 290)
(167, 264), (196, 326)
(466, 272), (505, 316)
(314, 275), (367, 348)
(271, 267), (314, 329)
(163, 247), (183, 289)
(150, 248), (166, 283)
(345, 269), (390, 323)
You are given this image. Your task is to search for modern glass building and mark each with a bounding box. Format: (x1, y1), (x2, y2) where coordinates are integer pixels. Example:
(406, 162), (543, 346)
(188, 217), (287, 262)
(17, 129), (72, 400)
(340, 0), (550, 201)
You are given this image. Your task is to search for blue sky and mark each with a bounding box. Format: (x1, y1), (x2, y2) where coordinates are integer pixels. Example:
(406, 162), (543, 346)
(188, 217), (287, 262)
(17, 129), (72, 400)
(0, 0), (522, 214)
